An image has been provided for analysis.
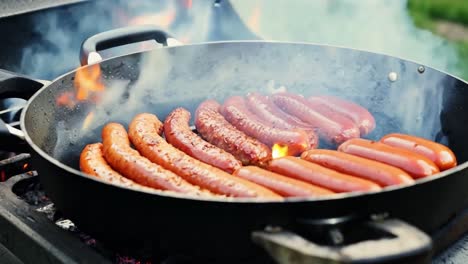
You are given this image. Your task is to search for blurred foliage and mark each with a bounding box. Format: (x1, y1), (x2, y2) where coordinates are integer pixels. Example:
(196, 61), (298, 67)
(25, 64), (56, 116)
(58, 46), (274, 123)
(408, 0), (468, 26)
(408, 0), (468, 80)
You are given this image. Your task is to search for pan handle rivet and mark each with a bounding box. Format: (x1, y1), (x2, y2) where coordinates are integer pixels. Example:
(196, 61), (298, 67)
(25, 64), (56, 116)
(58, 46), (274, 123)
(418, 66), (425, 73)
(388, 72), (398, 82)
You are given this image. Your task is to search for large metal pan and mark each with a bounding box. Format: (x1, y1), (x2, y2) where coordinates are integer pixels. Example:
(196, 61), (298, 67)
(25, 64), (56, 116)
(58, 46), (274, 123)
(1, 26), (467, 262)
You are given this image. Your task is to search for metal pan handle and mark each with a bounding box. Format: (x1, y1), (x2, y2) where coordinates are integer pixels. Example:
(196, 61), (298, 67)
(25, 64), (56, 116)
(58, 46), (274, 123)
(252, 218), (432, 263)
(0, 69), (47, 150)
(80, 25), (182, 66)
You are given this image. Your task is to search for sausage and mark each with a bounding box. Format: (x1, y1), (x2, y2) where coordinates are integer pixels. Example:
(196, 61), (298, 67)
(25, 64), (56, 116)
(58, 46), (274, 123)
(308, 96), (375, 135)
(300, 149), (414, 187)
(380, 133), (457, 171)
(129, 113), (282, 200)
(195, 99), (272, 166)
(164, 107), (242, 173)
(338, 138), (440, 178)
(270, 92), (360, 144)
(101, 123), (202, 194)
(246, 92), (319, 149)
(221, 96), (310, 156)
(80, 143), (160, 192)
(267, 156), (381, 193)
(234, 166), (334, 197)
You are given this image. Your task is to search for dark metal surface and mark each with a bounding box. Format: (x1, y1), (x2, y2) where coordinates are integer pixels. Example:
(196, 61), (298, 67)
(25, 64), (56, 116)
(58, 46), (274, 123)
(0, 0), (87, 18)
(2, 40), (463, 259)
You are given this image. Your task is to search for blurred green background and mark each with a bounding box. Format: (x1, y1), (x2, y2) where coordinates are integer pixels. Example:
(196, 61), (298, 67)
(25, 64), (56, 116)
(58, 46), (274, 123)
(408, 0), (468, 79)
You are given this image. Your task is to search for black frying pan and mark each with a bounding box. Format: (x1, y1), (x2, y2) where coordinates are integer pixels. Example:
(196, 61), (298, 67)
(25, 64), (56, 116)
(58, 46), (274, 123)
(1, 26), (468, 262)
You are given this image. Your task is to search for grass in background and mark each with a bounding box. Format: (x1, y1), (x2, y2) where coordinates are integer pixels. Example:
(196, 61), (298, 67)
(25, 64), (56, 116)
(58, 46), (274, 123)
(408, 0), (468, 79)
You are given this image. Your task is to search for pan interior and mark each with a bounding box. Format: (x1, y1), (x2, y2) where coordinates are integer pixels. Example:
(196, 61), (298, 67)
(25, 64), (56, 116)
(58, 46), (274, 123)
(22, 42), (468, 175)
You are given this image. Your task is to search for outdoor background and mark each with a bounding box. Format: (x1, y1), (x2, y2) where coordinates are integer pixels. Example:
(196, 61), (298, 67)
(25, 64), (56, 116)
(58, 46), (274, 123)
(232, 0), (468, 80)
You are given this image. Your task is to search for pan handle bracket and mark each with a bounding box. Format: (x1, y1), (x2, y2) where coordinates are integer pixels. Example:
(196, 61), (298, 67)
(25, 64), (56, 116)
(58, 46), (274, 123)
(252, 218), (432, 263)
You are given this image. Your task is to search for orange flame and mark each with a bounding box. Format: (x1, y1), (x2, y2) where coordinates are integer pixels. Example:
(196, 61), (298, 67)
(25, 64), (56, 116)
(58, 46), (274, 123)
(56, 91), (77, 108)
(272, 144), (289, 159)
(23, 163), (29, 170)
(82, 112), (95, 131)
(74, 64), (105, 101)
(248, 4), (261, 34)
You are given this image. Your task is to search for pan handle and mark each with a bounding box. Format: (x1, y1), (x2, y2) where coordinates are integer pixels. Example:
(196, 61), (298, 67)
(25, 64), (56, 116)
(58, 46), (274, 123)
(252, 218), (432, 263)
(80, 25), (182, 66)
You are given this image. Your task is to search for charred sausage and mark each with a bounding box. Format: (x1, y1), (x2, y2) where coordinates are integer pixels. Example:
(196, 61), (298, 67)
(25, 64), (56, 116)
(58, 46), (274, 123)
(308, 96), (375, 135)
(195, 99), (272, 166)
(300, 149), (414, 187)
(234, 166), (334, 197)
(129, 113), (282, 200)
(164, 108), (242, 173)
(270, 92), (360, 144)
(246, 92), (319, 149)
(101, 123), (202, 194)
(221, 96), (310, 156)
(338, 138), (440, 178)
(380, 133), (457, 171)
(267, 156), (382, 193)
(80, 143), (156, 192)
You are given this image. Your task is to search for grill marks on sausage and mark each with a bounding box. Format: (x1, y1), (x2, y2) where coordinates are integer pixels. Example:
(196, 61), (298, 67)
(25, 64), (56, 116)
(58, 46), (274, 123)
(221, 96), (310, 156)
(129, 113), (282, 200)
(245, 92), (319, 149)
(80, 143), (156, 192)
(195, 99), (272, 166)
(271, 92), (360, 145)
(164, 108), (241, 173)
(101, 123), (202, 194)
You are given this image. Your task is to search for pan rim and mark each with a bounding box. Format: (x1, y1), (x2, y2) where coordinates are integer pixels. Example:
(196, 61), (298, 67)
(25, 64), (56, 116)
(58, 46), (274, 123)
(20, 40), (468, 204)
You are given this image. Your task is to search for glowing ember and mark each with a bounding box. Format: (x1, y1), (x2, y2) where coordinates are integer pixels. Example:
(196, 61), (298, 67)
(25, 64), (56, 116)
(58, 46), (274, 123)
(0, 171), (5, 182)
(74, 64), (105, 101)
(23, 163), (29, 170)
(272, 144), (289, 159)
(82, 112), (95, 131)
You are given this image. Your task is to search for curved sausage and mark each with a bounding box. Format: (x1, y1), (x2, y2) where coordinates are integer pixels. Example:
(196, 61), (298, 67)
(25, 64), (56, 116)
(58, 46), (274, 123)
(195, 99), (272, 166)
(164, 108), (242, 173)
(338, 138), (439, 179)
(300, 149), (414, 187)
(380, 133), (457, 171)
(270, 92), (360, 144)
(267, 156), (382, 193)
(308, 96), (375, 135)
(101, 123), (202, 194)
(246, 92), (319, 149)
(80, 143), (157, 192)
(234, 166), (334, 197)
(221, 96), (310, 156)
(129, 113), (282, 200)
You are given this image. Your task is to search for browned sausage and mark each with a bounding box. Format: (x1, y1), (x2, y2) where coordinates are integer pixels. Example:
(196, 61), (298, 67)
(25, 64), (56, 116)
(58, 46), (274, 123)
(80, 143), (157, 192)
(221, 96), (310, 156)
(267, 157), (381, 193)
(129, 113), (282, 200)
(195, 99), (272, 166)
(234, 166), (334, 197)
(308, 96), (375, 135)
(300, 149), (414, 187)
(246, 92), (319, 149)
(270, 92), (360, 144)
(164, 107), (242, 173)
(101, 123), (202, 194)
(380, 133), (457, 171)
(338, 138), (440, 178)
